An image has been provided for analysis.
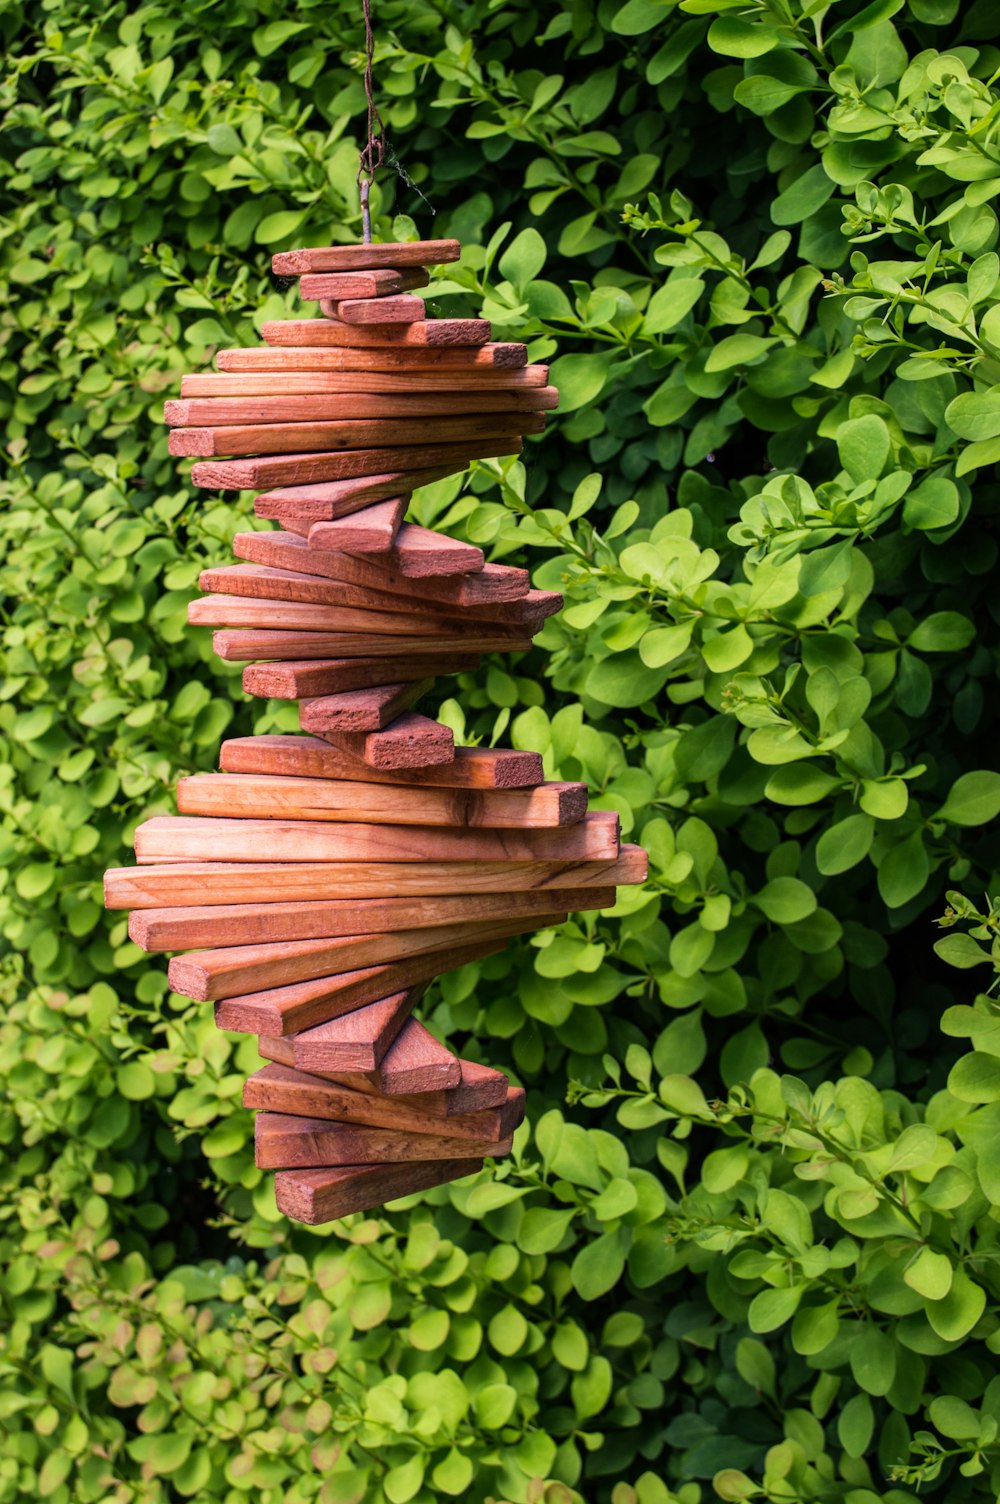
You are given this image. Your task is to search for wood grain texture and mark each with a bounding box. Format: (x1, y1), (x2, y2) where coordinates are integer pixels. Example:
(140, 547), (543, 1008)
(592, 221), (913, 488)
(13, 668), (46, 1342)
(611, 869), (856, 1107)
(183, 365), (548, 396)
(220, 735), (544, 789)
(259, 987), (417, 1073)
(175, 771), (588, 830)
(274, 1157), (479, 1225)
(293, 267), (428, 299)
(215, 934), (517, 1035)
(170, 412), (541, 459)
(216, 342), (528, 371)
(195, 564), (532, 632)
(299, 495), (406, 552)
(255, 1112), (511, 1169)
(255, 469), (436, 524)
(134, 811), (620, 866)
(191, 589), (492, 637)
(105, 846), (649, 908)
(243, 654), (480, 700)
(320, 293), (426, 324)
(264, 1016), (462, 1093)
(353, 522), (485, 578)
(314, 713), (455, 771)
(272, 241), (461, 274)
(169, 390), (557, 423)
(211, 628), (532, 662)
(244, 1061), (514, 1133)
(129, 885), (614, 951)
(298, 681), (433, 733)
(190, 436), (522, 490)
(262, 318), (490, 348)
(233, 529), (530, 606)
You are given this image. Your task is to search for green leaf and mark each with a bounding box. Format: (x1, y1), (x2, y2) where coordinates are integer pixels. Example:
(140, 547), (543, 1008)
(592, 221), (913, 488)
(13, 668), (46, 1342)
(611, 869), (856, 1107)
(754, 877), (817, 925)
(499, 227), (547, 286)
(935, 770), (1000, 825)
(946, 389), (1000, 441)
(255, 210), (309, 244)
(838, 414), (891, 481)
(948, 1052), (1000, 1102)
(549, 352), (608, 411)
(747, 1284), (804, 1333)
(705, 334), (778, 372)
(816, 814), (874, 875)
(877, 831), (929, 908)
(838, 1392), (874, 1458)
(571, 1226), (629, 1299)
(643, 277), (704, 333)
(924, 1267), (986, 1342)
(934, 933), (993, 970)
(904, 1247), (953, 1301)
(907, 612), (974, 652)
(771, 165), (835, 226)
(707, 16), (779, 57)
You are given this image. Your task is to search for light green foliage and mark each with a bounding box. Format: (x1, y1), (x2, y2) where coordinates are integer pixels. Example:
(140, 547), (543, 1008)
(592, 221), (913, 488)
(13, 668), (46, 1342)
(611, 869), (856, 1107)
(4, 0), (1000, 1499)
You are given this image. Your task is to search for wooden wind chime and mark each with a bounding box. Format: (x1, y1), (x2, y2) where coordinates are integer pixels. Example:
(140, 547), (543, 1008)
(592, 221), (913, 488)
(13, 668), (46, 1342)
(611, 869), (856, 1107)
(102, 23), (647, 1226)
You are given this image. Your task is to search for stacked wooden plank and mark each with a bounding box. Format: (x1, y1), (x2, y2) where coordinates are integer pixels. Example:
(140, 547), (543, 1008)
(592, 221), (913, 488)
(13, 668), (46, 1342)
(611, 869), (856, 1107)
(105, 238), (647, 1225)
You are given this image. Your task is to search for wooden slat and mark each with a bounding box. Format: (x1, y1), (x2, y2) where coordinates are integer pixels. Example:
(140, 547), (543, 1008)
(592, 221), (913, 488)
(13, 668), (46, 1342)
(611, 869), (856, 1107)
(190, 436), (522, 490)
(215, 343), (528, 372)
(320, 294), (426, 324)
(299, 681), (432, 733)
(170, 413), (541, 459)
(264, 988), (418, 1074)
(129, 885), (613, 951)
(296, 496), (406, 553)
(294, 268), (427, 299)
(315, 713), (455, 771)
(243, 655), (480, 700)
(215, 935), (516, 1035)
(262, 318), (490, 348)
(233, 529), (530, 605)
(274, 1158), (480, 1225)
(273, 241), (461, 274)
(212, 628), (531, 662)
(172, 390), (556, 421)
(255, 468), (443, 525)
(265, 1015), (465, 1093)
(191, 589), (495, 637)
(244, 1061), (512, 1132)
(256, 1113), (512, 1169)
(135, 811), (620, 864)
(355, 521), (485, 578)
(196, 564), (533, 632)
(170, 913), (537, 1000)
(221, 736), (543, 788)
(175, 771), (588, 830)
(105, 846), (649, 908)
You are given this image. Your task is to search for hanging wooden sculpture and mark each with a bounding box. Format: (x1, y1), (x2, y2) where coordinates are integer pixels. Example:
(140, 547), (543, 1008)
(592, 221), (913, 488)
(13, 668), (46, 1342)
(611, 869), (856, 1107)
(103, 244), (647, 1225)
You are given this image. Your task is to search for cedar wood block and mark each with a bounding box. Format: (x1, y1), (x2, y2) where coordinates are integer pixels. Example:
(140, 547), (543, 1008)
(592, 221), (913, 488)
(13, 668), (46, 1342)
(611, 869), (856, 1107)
(271, 240), (461, 274)
(303, 495), (407, 552)
(215, 342), (528, 371)
(264, 1015), (463, 1094)
(210, 629), (532, 661)
(309, 713), (456, 771)
(274, 1157), (479, 1224)
(294, 267), (428, 298)
(320, 293), (426, 324)
(242, 655), (481, 699)
(105, 846), (649, 908)
(169, 412), (543, 459)
(219, 735), (545, 788)
(261, 318), (490, 348)
(254, 1112), (513, 1168)
(185, 367), (548, 398)
(166, 390), (558, 423)
(243, 1061), (514, 1130)
(174, 771), (588, 829)
(190, 436), (523, 489)
(298, 681), (433, 733)
(129, 885), (615, 951)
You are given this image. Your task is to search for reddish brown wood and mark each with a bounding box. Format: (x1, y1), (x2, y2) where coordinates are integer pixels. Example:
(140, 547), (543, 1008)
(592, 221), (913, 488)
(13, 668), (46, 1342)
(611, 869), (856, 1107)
(349, 522), (485, 578)
(321, 294), (426, 324)
(272, 241), (461, 274)
(215, 935), (517, 1035)
(212, 628), (532, 662)
(175, 771), (588, 830)
(316, 713), (455, 771)
(216, 343), (528, 372)
(233, 530), (530, 606)
(243, 655), (480, 700)
(299, 681), (432, 733)
(255, 469), (443, 525)
(262, 318), (490, 348)
(106, 846), (649, 909)
(264, 988), (418, 1073)
(135, 811), (620, 865)
(183, 365), (548, 396)
(295, 268), (428, 299)
(191, 437), (522, 490)
(301, 496), (406, 553)
(129, 885), (612, 951)
(256, 1112), (512, 1170)
(274, 1157), (480, 1224)
(170, 413), (541, 459)
(169, 391), (557, 424)
(244, 1061), (514, 1133)
(191, 589), (488, 636)
(220, 735), (544, 789)
(265, 1015), (462, 1094)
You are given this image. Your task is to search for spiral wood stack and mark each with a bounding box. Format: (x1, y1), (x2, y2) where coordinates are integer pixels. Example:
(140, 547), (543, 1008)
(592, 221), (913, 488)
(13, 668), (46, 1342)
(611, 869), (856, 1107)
(103, 238), (647, 1225)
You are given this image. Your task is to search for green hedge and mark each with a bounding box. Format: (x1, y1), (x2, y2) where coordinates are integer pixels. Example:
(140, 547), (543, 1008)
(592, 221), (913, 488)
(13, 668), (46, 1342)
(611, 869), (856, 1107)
(5, 0), (1000, 1500)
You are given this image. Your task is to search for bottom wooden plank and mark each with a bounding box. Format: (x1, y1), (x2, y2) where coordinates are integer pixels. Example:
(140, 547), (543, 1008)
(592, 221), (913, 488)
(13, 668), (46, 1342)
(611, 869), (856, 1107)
(274, 1156), (480, 1224)
(256, 1111), (514, 1169)
(314, 712), (455, 770)
(243, 1061), (514, 1132)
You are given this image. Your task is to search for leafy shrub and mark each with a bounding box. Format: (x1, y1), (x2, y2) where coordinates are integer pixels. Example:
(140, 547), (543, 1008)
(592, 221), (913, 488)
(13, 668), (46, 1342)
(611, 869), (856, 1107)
(4, 0), (1000, 1500)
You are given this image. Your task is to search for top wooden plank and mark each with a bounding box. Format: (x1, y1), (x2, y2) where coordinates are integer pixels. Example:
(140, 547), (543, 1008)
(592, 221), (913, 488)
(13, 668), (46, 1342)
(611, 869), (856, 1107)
(272, 241), (461, 275)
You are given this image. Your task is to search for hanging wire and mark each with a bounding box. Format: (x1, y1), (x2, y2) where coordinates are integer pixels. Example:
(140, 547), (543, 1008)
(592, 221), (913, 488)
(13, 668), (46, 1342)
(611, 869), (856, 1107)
(356, 0), (385, 243)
